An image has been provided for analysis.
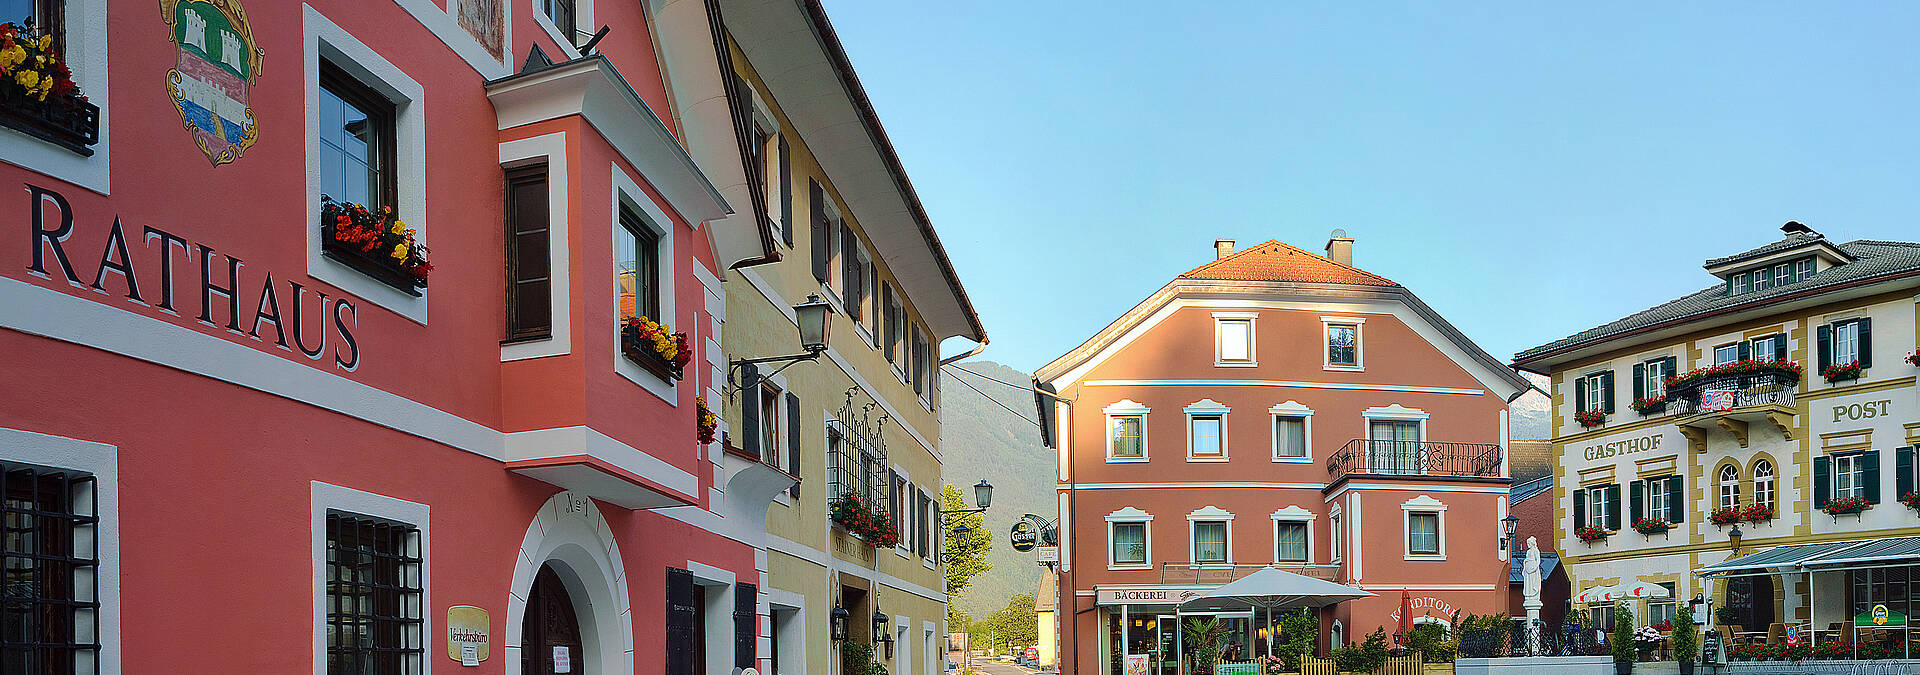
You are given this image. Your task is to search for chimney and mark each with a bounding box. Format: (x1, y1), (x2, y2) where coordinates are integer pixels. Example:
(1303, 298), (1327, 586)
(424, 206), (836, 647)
(1214, 239), (1235, 260)
(1325, 229), (1354, 266)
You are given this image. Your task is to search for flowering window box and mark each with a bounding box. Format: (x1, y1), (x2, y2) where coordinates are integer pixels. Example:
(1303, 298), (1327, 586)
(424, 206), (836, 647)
(695, 396), (717, 445)
(1709, 506), (1741, 526)
(1663, 360), (1802, 400)
(1575, 524), (1608, 543)
(321, 198), (431, 295)
(1631, 517), (1672, 536)
(1906, 350), (1919, 367)
(0, 22), (98, 156)
(1630, 396), (1667, 415)
(620, 316), (689, 382)
(1574, 409), (1608, 429)
(1822, 361), (1863, 384)
(1821, 495), (1870, 517)
(1900, 491), (1920, 515)
(1740, 503), (1774, 523)
(829, 493), (899, 547)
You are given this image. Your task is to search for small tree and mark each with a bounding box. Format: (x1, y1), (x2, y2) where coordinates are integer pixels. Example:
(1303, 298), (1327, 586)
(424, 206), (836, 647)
(1671, 607), (1699, 663)
(1182, 617), (1231, 675)
(1611, 602), (1637, 665)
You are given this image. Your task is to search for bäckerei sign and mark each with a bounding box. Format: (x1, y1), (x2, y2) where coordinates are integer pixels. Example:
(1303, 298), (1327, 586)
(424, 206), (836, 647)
(1097, 588), (1211, 605)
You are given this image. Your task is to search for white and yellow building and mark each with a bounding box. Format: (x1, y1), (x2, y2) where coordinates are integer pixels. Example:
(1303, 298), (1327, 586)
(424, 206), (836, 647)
(705, 2), (988, 675)
(1513, 222), (1920, 640)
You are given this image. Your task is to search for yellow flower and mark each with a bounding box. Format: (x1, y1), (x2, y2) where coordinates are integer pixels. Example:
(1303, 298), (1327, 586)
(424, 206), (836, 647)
(38, 34), (51, 51)
(0, 45), (26, 69)
(389, 219), (405, 235)
(391, 242), (409, 261)
(15, 69), (37, 90)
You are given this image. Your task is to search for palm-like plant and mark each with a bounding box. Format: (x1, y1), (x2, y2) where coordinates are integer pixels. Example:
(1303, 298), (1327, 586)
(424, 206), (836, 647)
(1182, 617), (1231, 675)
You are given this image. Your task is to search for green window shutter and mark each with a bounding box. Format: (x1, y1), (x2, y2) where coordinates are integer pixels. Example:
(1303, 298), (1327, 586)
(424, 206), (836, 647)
(1863, 449), (1881, 504)
(1857, 318), (1873, 367)
(1573, 488), (1587, 530)
(1630, 480), (1645, 524)
(809, 180), (829, 283)
(1813, 456), (1831, 509)
(1816, 324), (1832, 373)
(1606, 483), (1622, 531)
(1663, 357), (1678, 390)
(1738, 341), (1751, 361)
(1772, 333), (1787, 362)
(1668, 476), (1685, 523)
(1895, 447), (1914, 500)
(1575, 377), (1588, 414)
(740, 362), (761, 458)
(1602, 371), (1616, 414)
(1633, 363), (1646, 401)
(778, 134), (793, 246)
(786, 392), (803, 498)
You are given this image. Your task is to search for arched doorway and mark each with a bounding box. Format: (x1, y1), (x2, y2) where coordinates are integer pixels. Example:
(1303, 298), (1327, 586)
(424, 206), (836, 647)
(505, 491), (633, 675)
(523, 564), (585, 675)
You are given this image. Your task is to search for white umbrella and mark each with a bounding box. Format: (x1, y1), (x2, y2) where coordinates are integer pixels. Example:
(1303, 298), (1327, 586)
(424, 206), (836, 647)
(1576, 581), (1670, 604)
(1180, 566), (1375, 657)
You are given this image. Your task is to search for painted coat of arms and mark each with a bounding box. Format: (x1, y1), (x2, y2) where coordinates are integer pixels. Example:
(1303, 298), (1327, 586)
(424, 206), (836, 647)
(162, 0), (264, 166)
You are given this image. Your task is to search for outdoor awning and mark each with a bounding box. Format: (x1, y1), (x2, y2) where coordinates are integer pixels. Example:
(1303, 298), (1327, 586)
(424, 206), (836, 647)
(1695, 538), (1888, 577)
(1800, 536), (1920, 569)
(1179, 565), (1373, 612)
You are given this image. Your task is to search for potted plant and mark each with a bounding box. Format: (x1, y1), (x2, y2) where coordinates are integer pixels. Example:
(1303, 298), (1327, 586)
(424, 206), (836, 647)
(1575, 409), (1608, 429)
(1576, 524), (1609, 543)
(829, 493), (899, 547)
(1709, 506), (1741, 526)
(695, 396), (717, 445)
(1611, 602), (1637, 674)
(1181, 616), (1229, 675)
(320, 197), (432, 293)
(1901, 491), (1920, 515)
(1821, 495), (1870, 516)
(1822, 361), (1863, 383)
(0, 21), (97, 155)
(1631, 517), (1672, 536)
(1906, 348), (1920, 367)
(620, 315), (691, 381)
(1629, 396), (1667, 415)
(1739, 503), (1774, 523)
(1671, 608), (1699, 675)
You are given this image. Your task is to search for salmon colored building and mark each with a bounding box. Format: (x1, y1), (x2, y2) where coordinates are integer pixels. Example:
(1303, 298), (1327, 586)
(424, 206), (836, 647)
(1034, 236), (1532, 675)
(0, 0), (812, 673)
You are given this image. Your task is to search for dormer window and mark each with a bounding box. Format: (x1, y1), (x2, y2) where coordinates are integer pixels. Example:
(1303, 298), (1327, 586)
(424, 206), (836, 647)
(1726, 255), (1817, 296)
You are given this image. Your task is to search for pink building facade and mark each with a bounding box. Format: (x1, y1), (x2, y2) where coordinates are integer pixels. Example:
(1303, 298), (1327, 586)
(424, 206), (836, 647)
(1035, 237), (1532, 675)
(0, 0), (798, 673)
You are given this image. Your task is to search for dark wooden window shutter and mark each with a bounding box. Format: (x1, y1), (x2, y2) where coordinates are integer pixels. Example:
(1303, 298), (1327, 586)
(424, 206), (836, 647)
(881, 284), (896, 361)
(504, 165), (552, 341)
(1629, 480), (1645, 524)
(778, 134), (793, 246)
(1572, 488), (1586, 528)
(740, 363), (761, 458)
(841, 227), (861, 321)
(1857, 318), (1873, 367)
(1864, 449), (1881, 504)
(1898, 447), (1916, 500)
(666, 568), (696, 675)
(1667, 476), (1685, 523)
(1605, 483), (1621, 530)
(1662, 357), (1677, 385)
(734, 582), (757, 668)
(1813, 456), (1831, 508)
(1575, 377), (1588, 414)
(1816, 324), (1832, 373)
(809, 180), (829, 282)
(1772, 333), (1787, 362)
(786, 392), (802, 497)
(1632, 363), (1646, 400)
(1601, 371), (1616, 414)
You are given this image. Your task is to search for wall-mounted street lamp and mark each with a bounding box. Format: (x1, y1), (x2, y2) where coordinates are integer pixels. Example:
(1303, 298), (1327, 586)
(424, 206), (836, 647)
(730, 295), (833, 388)
(872, 608), (889, 641)
(831, 605), (849, 642)
(942, 480), (994, 518)
(1728, 524), (1743, 555)
(1502, 514), (1520, 553)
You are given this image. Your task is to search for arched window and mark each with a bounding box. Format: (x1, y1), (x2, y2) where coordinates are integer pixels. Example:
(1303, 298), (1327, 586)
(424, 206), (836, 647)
(1754, 460), (1775, 513)
(1719, 465), (1740, 509)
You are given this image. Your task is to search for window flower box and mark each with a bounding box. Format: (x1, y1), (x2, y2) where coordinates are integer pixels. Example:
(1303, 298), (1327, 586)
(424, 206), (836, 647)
(1575, 524), (1608, 543)
(0, 22), (98, 156)
(829, 493), (899, 547)
(1574, 409), (1607, 429)
(320, 198), (431, 295)
(1663, 359), (1802, 400)
(1709, 506), (1741, 526)
(1821, 495), (1869, 517)
(620, 315), (689, 382)
(1822, 361), (1863, 383)
(1631, 517), (1672, 536)
(1740, 503), (1774, 523)
(1900, 491), (1920, 515)
(1629, 396), (1667, 415)
(695, 396), (717, 445)
(1905, 350), (1919, 367)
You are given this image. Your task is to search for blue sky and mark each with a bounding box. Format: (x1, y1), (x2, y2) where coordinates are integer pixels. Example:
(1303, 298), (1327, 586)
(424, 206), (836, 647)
(824, 1), (1920, 373)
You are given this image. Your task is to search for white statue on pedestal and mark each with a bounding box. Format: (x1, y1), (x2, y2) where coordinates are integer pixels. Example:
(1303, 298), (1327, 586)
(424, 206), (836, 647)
(1522, 537), (1543, 654)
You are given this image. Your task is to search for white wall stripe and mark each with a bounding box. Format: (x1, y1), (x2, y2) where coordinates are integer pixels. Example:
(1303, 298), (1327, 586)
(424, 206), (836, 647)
(1084, 379), (1484, 396)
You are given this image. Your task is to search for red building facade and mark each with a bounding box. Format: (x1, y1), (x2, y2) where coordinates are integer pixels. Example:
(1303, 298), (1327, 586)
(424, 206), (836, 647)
(1035, 237), (1532, 675)
(0, 1), (795, 673)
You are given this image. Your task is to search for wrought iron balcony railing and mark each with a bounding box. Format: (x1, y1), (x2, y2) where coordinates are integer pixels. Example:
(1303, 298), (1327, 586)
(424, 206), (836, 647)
(1667, 373), (1797, 416)
(1325, 439), (1503, 482)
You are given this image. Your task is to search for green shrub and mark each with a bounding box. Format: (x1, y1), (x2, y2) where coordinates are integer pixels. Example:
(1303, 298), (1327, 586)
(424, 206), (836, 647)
(1671, 607), (1698, 662)
(1333, 628), (1390, 672)
(1611, 602), (1637, 664)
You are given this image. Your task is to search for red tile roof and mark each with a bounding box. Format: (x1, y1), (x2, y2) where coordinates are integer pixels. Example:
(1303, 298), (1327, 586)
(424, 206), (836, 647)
(1180, 240), (1398, 286)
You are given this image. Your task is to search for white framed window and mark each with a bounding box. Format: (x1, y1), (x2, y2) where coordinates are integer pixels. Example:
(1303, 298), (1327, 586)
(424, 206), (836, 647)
(1185, 400), (1229, 461)
(1773, 263), (1791, 288)
(1106, 507), (1153, 570)
(1647, 476), (1671, 520)
(1642, 358), (1668, 399)
(1188, 506), (1234, 566)
(1752, 267), (1774, 291)
(759, 380), (783, 466)
(1104, 400), (1149, 462)
(312, 481), (429, 675)
(1401, 495), (1446, 560)
(1270, 401), (1313, 462)
(1584, 372), (1608, 413)
(1329, 509), (1342, 563)
(1753, 460), (1775, 512)
(1270, 506), (1317, 566)
(1585, 485), (1610, 530)
(1713, 343), (1740, 365)
(1795, 258), (1815, 281)
(1214, 313), (1256, 366)
(608, 168), (679, 403)
(1732, 273), (1750, 295)
(1832, 320), (1861, 367)
(1323, 318), (1363, 370)
(1749, 335), (1780, 360)
(0, 429), (120, 675)
(1362, 405), (1427, 475)
(533, 0), (593, 59)
(1718, 465), (1740, 510)
(0, 0), (109, 193)
(1834, 453), (1864, 500)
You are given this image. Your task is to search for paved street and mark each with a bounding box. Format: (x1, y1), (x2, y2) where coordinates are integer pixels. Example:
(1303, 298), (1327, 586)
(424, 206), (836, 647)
(962, 659), (1042, 675)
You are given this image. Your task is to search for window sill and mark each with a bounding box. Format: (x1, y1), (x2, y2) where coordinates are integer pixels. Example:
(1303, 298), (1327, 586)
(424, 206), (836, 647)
(895, 546), (912, 559)
(922, 558), (937, 570)
(1404, 554), (1447, 561)
(0, 96), (100, 157)
(1107, 456), (1149, 463)
(1324, 364), (1364, 372)
(1273, 456), (1314, 463)
(1109, 564), (1152, 571)
(1187, 456), (1229, 463)
(1215, 361), (1257, 368)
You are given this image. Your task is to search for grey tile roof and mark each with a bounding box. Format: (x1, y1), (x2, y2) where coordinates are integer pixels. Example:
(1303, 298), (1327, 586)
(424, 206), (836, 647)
(1702, 232), (1834, 268)
(1516, 239), (1920, 363)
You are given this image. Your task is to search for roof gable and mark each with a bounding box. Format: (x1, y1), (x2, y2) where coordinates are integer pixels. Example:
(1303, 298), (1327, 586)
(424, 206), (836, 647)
(1181, 240), (1397, 286)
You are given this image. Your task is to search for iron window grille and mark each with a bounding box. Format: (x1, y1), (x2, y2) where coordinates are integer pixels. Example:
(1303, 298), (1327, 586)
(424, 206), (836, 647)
(326, 513), (423, 675)
(826, 389), (889, 512)
(1, 466), (100, 675)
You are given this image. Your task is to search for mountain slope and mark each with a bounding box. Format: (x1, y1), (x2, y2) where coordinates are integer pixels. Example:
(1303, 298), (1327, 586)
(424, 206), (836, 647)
(938, 360), (1055, 619)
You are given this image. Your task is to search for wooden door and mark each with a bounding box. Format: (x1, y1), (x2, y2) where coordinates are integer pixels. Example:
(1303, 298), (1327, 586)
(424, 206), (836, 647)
(522, 564), (584, 675)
